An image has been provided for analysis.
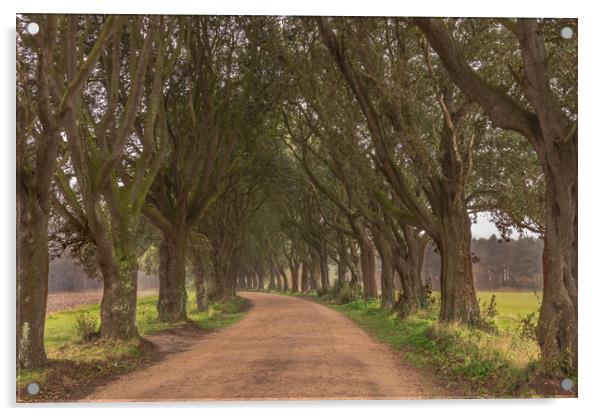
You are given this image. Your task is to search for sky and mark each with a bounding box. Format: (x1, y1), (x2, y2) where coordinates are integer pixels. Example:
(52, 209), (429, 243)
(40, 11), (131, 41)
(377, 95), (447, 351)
(471, 212), (538, 240)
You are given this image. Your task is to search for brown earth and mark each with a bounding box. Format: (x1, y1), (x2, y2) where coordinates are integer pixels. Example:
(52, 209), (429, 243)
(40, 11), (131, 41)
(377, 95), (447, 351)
(83, 291), (455, 402)
(46, 289), (157, 314)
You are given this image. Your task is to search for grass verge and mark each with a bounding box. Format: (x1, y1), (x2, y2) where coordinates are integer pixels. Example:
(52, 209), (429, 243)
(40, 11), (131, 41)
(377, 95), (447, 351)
(272, 289), (570, 398)
(17, 292), (247, 402)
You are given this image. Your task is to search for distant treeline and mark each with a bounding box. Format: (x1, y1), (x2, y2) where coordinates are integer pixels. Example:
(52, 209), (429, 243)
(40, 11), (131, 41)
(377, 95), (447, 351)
(423, 235), (544, 291)
(49, 255), (158, 293)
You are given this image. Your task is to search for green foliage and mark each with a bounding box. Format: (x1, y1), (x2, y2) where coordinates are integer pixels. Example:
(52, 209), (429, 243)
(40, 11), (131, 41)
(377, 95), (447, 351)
(325, 279), (361, 304)
(74, 312), (98, 341)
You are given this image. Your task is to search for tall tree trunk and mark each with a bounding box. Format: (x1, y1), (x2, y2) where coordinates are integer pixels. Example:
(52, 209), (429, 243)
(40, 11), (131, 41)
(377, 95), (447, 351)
(373, 231), (395, 307)
(310, 261), (321, 291)
(274, 268), (283, 291)
(268, 269), (276, 290)
(17, 192), (49, 368)
(437, 204), (479, 323)
(319, 249), (330, 293)
(537, 141), (577, 373)
(301, 262), (311, 292)
(280, 268), (289, 291)
(214, 263), (234, 301)
(395, 227), (428, 316)
(357, 229), (377, 298)
(157, 232), (187, 321)
(289, 261), (301, 292)
(97, 236), (139, 340)
(257, 270), (265, 291)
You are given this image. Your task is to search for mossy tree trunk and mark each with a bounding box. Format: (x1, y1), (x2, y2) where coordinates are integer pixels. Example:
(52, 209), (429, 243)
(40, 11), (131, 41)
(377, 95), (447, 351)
(17, 191), (50, 368)
(97, 231), (140, 340)
(157, 231), (188, 321)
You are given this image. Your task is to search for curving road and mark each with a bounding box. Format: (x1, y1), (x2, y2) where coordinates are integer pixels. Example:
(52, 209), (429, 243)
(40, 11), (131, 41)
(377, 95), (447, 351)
(84, 291), (450, 401)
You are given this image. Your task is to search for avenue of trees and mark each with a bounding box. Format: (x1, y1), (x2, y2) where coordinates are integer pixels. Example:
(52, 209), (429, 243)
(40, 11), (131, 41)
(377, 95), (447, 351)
(17, 15), (576, 376)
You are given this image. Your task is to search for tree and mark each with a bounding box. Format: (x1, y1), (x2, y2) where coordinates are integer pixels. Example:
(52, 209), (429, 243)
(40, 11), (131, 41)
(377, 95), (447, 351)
(414, 17), (577, 373)
(52, 16), (168, 340)
(17, 14), (117, 368)
(317, 17), (482, 322)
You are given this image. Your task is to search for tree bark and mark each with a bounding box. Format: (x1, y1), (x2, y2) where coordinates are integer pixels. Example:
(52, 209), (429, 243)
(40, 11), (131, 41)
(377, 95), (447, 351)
(279, 268), (290, 291)
(537, 140), (577, 372)
(17, 192), (49, 368)
(157, 232), (188, 321)
(373, 230), (395, 307)
(268, 269), (276, 290)
(301, 262), (311, 292)
(289, 261), (301, 292)
(436, 205), (479, 323)
(394, 226), (428, 316)
(97, 235), (139, 340)
(319, 249), (330, 293)
(275, 268), (283, 291)
(357, 228), (378, 298)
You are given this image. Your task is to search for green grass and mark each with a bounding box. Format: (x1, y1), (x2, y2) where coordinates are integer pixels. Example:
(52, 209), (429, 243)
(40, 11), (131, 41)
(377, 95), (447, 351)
(44, 291), (246, 352)
(284, 290), (542, 397)
(475, 291), (541, 329)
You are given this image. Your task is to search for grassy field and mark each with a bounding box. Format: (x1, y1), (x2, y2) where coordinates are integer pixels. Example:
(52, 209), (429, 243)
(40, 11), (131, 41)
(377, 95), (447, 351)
(285, 289), (547, 397)
(474, 291), (541, 329)
(18, 292), (246, 401)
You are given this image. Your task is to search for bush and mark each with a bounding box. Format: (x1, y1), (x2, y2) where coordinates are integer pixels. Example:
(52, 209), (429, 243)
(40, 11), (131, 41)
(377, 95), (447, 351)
(74, 312), (98, 341)
(327, 279), (361, 304)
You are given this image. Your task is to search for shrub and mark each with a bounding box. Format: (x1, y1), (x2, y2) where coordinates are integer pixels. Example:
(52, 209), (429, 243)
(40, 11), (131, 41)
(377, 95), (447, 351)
(74, 312), (98, 341)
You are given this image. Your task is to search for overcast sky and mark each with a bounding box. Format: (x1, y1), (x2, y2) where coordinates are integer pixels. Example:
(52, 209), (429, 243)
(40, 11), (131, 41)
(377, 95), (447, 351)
(471, 212), (538, 239)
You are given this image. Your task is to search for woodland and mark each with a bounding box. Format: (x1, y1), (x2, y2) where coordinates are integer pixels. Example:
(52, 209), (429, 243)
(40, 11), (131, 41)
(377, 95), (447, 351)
(16, 15), (577, 382)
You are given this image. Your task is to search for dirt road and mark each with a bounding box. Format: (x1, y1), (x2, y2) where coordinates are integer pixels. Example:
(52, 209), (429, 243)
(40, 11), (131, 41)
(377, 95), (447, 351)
(84, 291), (451, 401)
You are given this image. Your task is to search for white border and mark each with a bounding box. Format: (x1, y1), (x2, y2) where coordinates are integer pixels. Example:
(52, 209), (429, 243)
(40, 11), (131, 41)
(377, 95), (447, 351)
(2, 1), (599, 415)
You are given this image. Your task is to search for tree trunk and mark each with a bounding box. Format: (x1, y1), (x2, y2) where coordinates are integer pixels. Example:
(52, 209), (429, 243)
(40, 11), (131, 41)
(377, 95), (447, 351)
(214, 265), (234, 301)
(268, 269), (276, 290)
(289, 261), (301, 292)
(280, 268), (289, 291)
(157, 232), (187, 321)
(337, 257), (348, 285)
(301, 262), (310, 292)
(537, 140), (577, 373)
(319, 249), (330, 293)
(395, 227), (428, 316)
(17, 192), (49, 368)
(98, 237), (139, 340)
(357, 231), (377, 298)
(373, 231), (395, 308)
(274, 268), (283, 291)
(257, 271), (265, 291)
(437, 206), (479, 323)
(310, 262), (321, 291)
